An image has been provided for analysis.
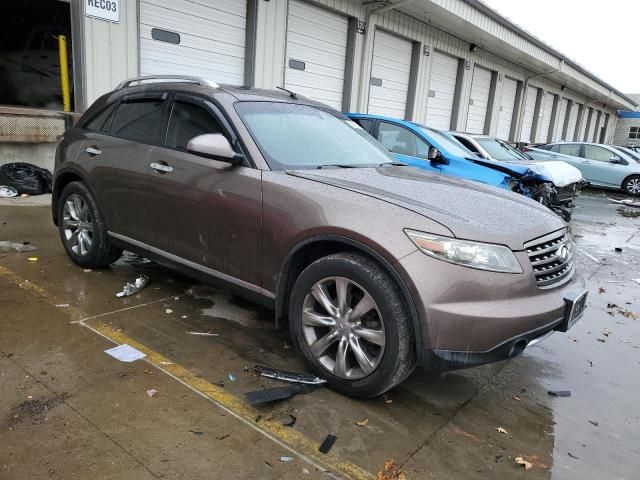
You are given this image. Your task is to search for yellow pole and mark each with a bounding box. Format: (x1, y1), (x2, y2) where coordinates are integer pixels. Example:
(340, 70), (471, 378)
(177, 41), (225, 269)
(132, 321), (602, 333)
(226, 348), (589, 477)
(58, 35), (71, 112)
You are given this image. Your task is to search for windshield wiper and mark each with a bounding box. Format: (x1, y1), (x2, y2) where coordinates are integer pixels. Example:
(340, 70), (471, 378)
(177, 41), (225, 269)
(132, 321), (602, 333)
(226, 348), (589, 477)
(316, 164), (358, 169)
(378, 161), (407, 167)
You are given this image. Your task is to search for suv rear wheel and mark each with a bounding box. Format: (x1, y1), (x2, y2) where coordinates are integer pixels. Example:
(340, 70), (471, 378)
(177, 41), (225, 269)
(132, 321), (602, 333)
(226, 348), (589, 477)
(289, 252), (416, 397)
(57, 181), (122, 268)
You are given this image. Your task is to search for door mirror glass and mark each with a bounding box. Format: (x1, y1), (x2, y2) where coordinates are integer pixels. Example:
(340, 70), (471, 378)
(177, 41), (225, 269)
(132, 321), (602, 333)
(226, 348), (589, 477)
(187, 134), (241, 163)
(609, 156), (622, 164)
(428, 146), (440, 161)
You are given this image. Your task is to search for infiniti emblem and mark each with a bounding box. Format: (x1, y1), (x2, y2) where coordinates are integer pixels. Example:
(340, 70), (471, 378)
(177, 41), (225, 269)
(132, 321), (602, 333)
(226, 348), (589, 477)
(558, 245), (568, 261)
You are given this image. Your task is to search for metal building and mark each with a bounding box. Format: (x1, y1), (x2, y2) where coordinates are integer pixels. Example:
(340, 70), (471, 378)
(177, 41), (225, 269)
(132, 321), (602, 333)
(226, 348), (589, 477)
(1, 0), (637, 170)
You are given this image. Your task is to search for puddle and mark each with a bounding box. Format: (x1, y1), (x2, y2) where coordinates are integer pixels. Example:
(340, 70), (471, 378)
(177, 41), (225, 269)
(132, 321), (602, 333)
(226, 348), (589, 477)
(188, 284), (267, 328)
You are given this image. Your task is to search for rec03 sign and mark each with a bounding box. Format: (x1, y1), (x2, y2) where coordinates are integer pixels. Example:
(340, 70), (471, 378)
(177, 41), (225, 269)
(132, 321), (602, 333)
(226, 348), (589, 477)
(85, 0), (120, 23)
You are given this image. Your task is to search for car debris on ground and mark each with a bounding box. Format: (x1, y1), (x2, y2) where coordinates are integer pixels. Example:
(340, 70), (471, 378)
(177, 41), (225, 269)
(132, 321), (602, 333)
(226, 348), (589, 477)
(515, 456), (533, 470)
(253, 365), (327, 385)
(318, 434), (337, 454)
(245, 384), (320, 406)
(146, 388), (158, 398)
(548, 390), (571, 397)
(187, 331), (219, 337)
(115, 274), (150, 298)
(0, 241), (37, 253)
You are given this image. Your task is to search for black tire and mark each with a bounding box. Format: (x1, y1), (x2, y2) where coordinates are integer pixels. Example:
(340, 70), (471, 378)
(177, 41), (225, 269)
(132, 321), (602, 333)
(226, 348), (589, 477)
(289, 252), (416, 398)
(622, 175), (640, 196)
(57, 181), (122, 268)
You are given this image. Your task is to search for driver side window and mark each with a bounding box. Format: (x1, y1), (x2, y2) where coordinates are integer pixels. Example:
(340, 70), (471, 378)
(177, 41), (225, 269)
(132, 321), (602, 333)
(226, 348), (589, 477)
(166, 100), (224, 151)
(378, 122), (431, 158)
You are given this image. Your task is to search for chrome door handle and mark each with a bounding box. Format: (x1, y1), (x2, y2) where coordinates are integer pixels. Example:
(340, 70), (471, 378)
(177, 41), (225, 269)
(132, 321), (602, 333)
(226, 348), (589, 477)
(150, 162), (173, 173)
(85, 146), (102, 156)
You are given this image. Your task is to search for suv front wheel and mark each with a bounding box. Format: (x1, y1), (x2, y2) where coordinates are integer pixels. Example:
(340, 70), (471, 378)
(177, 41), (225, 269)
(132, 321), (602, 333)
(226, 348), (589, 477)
(57, 181), (122, 268)
(289, 252), (416, 397)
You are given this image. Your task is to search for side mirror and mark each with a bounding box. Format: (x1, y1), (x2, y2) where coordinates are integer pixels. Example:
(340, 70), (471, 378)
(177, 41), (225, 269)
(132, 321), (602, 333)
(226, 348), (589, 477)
(187, 133), (243, 164)
(609, 157), (622, 164)
(427, 146), (440, 161)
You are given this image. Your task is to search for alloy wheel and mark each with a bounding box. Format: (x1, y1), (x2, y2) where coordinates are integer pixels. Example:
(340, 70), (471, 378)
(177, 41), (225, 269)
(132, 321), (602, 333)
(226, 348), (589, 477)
(62, 193), (94, 256)
(625, 178), (640, 195)
(301, 276), (386, 380)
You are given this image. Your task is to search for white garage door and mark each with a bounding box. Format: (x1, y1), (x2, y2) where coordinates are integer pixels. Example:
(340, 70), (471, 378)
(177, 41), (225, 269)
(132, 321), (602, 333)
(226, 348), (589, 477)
(139, 0), (246, 84)
(566, 103), (579, 141)
(465, 65), (492, 134)
(425, 51), (459, 130)
(519, 87), (537, 142)
(553, 98), (569, 141)
(368, 30), (413, 118)
(580, 108), (591, 140)
(284, 0), (348, 110)
(496, 77), (517, 140)
(537, 92), (555, 142)
(591, 111), (601, 142)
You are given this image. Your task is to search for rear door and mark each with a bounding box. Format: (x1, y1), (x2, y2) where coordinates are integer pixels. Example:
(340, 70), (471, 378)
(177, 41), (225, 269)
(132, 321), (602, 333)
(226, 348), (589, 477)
(79, 92), (167, 242)
(145, 93), (262, 287)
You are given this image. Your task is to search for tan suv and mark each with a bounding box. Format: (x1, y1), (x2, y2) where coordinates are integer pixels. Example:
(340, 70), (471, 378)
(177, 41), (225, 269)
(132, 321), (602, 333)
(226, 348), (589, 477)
(52, 76), (588, 397)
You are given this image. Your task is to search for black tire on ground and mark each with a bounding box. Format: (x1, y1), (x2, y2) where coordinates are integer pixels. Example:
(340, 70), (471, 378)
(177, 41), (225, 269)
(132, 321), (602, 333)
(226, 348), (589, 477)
(289, 252), (416, 398)
(622, 175), (640, 196)
(57, 181), (122, 268)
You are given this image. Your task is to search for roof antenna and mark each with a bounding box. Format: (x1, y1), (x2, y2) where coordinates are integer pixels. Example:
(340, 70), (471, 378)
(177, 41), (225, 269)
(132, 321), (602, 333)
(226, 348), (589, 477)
(276, 86), (298, 100)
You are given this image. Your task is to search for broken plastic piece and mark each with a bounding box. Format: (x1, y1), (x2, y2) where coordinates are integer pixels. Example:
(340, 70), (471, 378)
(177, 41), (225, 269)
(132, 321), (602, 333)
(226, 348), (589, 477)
(115, 275), (150, 298)
(146, 389), (157, 398)
(515, 456), (532, 470)
(254, 365), (327, 385)
(279, 456), (293, 462)
(188, 331), (219, 336)
(245, 384), (319, 405)
(228, 373), (237, 382)
(548, 390), (571, 397)
(614, 247), (623, 253)
(318, 434), (337, 454)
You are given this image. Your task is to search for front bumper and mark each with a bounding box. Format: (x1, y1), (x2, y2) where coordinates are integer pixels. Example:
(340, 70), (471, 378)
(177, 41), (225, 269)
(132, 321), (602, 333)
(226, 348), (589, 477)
(396, 249), (586, 370)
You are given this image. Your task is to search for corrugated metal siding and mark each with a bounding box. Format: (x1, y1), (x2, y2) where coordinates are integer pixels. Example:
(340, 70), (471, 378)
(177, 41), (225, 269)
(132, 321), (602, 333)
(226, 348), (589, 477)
(284, 0), (348, 109)
(139, 0), (246, 84)
(83, 0), (138, 106)
(368, 30), (413, 118)
(465, 64), (492, 134)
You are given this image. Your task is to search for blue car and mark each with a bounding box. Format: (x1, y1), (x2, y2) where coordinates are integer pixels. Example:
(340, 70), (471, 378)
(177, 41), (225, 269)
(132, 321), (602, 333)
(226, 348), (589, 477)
(346, 113), (575, 220)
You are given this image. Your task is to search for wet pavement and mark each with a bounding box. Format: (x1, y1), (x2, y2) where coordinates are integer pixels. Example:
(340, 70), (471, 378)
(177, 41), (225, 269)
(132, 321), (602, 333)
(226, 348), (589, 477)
(1, 190), (639, 479)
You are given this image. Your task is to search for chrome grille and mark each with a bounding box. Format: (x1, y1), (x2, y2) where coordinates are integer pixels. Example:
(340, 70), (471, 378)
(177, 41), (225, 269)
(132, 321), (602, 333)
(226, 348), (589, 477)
(524, 230), (575, 288)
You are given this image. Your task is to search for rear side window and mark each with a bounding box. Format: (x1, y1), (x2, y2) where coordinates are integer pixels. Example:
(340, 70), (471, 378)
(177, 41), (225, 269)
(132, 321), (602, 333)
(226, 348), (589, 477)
(110, 98), (165, 144)
(454, 136), (479, 153)
(558, 144), (581, 156)
(166, 100), (224, 150)
(85, 103), (117, 133)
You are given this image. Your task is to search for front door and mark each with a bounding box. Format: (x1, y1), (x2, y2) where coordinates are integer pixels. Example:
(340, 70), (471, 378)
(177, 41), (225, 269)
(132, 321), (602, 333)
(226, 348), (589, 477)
(376, 121), (441, 173)
(144, 93), (262, 287)
(580, 144), (627, 187)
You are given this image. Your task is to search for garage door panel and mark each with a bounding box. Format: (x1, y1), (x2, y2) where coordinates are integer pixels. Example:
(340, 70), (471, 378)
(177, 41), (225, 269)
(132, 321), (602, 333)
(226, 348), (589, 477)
(520, 87), (537, 142)
(140, 0), (246, 84)
(425, 51), (459, 130)
(368, 30), (413, 118)
(537, 92), (555, 142)
(466, 65), (492, 134)
(284, 0), (348, 110)
(496, 77), (517, 140)
(554, 98), (569, 141)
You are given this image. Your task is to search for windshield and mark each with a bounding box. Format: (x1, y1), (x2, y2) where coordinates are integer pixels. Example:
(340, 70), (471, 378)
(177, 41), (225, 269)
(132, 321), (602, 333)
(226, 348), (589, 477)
(235, 102), (394, 170)
(417, 126), (477, 158)
(475, 138), (529, 161)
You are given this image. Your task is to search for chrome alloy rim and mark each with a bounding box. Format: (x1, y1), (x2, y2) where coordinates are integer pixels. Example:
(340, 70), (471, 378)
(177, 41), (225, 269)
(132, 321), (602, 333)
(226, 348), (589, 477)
(626, 178), (640, 195)
(62, 193), (94, 256)
(301, 277), (385, 380)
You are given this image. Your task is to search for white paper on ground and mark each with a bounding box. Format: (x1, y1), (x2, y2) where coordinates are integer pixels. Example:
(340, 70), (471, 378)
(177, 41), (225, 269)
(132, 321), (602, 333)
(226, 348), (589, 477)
(105, 344), (146, 362)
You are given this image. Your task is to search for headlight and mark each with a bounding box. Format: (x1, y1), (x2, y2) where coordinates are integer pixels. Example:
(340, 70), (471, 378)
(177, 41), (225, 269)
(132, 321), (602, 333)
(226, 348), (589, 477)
(405, 230), (523, 273)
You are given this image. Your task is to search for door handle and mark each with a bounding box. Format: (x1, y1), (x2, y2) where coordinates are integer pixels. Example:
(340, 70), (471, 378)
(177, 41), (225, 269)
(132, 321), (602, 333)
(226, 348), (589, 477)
(150, 162), (173, 174)
(85, 146), (102, 156)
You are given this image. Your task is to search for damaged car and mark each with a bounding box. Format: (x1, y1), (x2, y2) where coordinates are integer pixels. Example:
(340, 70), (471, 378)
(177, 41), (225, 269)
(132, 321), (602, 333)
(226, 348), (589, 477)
(347, 114), (581, 221)
(447, 133), (584, 221)
(52, 76), (588, 398)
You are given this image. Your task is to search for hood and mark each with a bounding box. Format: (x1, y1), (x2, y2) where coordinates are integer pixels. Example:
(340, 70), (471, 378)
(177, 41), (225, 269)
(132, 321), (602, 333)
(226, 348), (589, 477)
(288, 166), (565, 250)
(470, 157), (582, 187)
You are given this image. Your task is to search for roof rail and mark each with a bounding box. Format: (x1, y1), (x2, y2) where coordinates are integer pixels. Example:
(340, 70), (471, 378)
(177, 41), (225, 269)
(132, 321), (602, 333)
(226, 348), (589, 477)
(115, 75), (219, 90)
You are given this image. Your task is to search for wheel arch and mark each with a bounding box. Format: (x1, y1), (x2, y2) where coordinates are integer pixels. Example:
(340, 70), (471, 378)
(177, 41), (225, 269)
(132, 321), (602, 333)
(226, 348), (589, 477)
(275, 235), (423, 364)
(621, 173), (640, 194)
(52, 169), (90, 225)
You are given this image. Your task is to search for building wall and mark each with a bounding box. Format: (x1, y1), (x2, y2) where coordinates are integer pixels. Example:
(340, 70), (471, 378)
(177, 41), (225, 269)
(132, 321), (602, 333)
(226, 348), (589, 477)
(613, 117), (640, 145)
(74, 0), (623, 144)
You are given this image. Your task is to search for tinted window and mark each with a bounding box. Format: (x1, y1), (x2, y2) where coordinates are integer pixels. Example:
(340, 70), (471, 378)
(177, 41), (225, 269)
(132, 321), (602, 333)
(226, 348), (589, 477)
(166, 100), (223, 150)
(352, 118), (374, 134)
(378, 122), (431, 158)
(85, 103), (117, 133)
(454, 136), (479, 153)
(110, 98), (165, 144)
(558, 144), (581, 156)
(584, 145), (615, 162)
(475, 138), (528, 161)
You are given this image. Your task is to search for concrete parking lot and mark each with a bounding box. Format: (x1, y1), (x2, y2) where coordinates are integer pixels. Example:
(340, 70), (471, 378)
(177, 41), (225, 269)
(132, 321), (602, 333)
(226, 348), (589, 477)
(1, 190), (639, 480)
